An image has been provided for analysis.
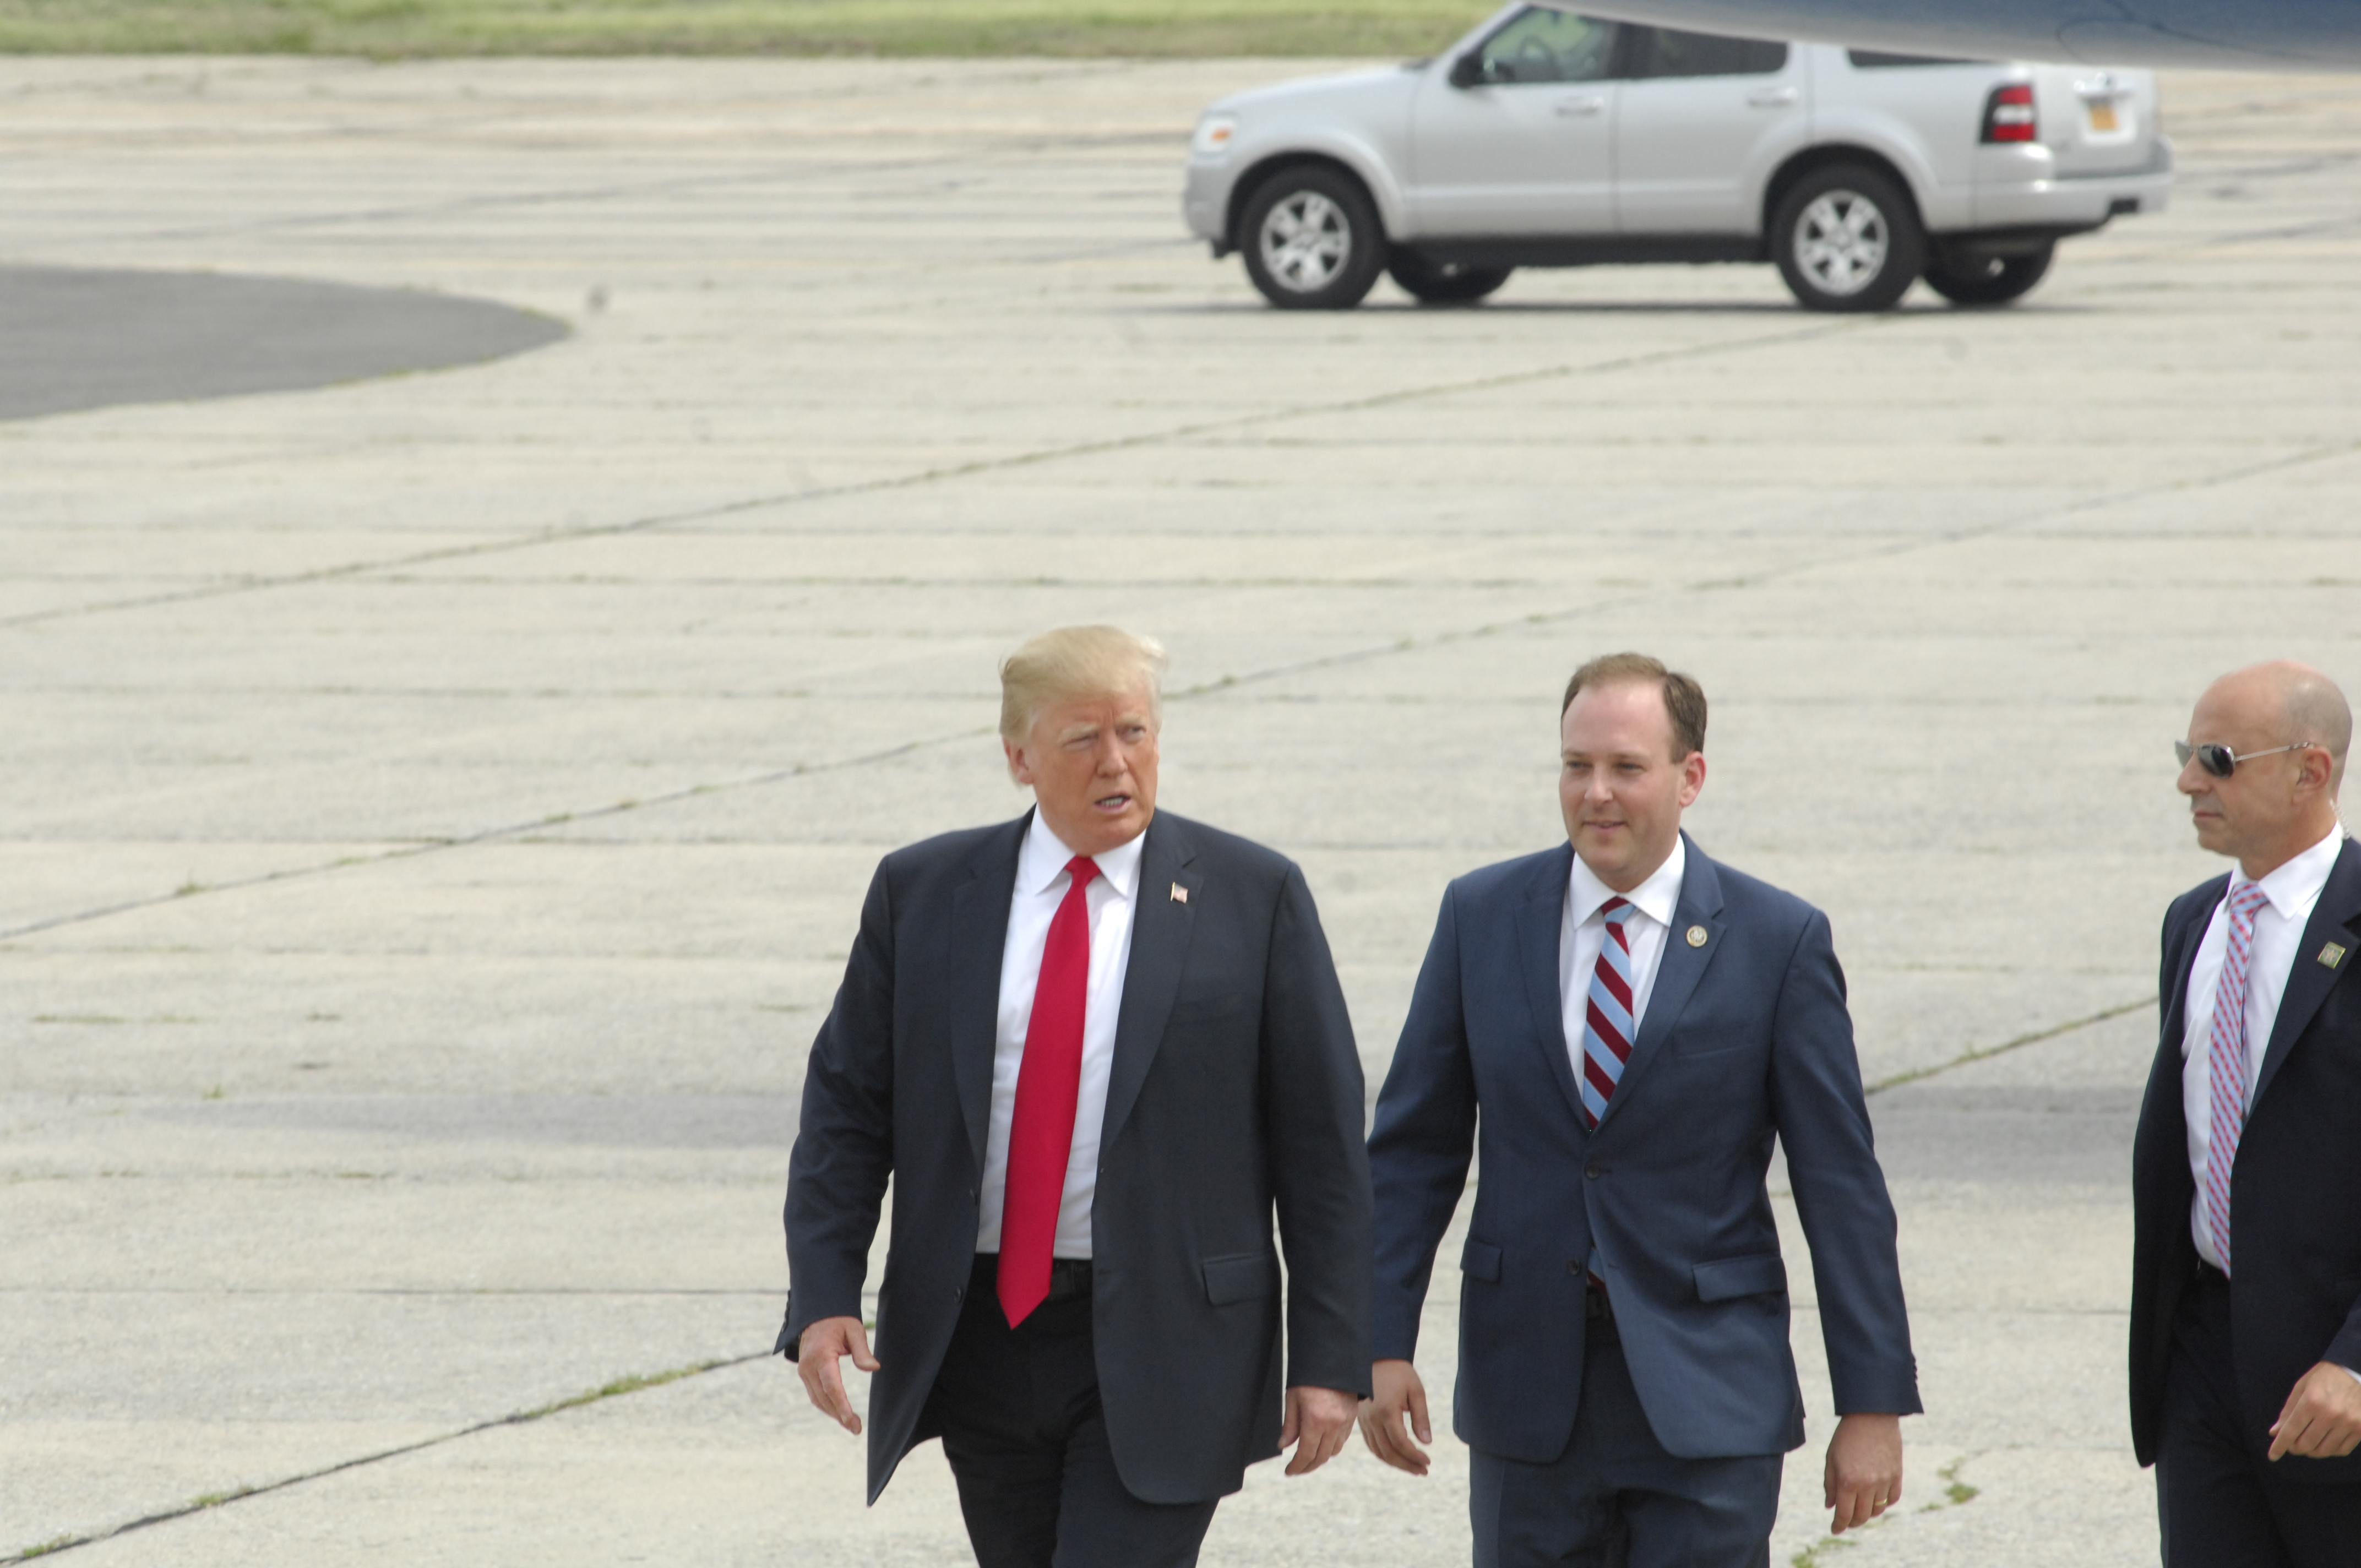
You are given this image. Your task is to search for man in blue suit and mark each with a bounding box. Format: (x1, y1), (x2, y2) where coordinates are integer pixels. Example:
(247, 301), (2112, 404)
(2130, 660), (2359, 1567)
(1359, 651), (1920, 1567)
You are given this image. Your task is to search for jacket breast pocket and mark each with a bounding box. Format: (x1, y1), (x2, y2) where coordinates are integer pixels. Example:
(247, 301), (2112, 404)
(1694, 1253), (1787, 1302)
(1202, 1251), (1279, 1305)
(1461, 1238), (1503, 1283)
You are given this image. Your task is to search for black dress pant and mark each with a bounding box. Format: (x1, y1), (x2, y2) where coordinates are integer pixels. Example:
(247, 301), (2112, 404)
(926, 1254), (1220, 1568)
(2156, 1267), (2361, 1568)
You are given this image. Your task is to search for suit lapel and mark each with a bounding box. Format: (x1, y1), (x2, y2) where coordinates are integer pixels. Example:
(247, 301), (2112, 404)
(2253, 837), (2361, 1109)
(2141, 876), (2226, 1186)
(950, 814), (1027, 1174)
(2157, 878), (2227, 1073)
(1101, 814), (1198, 1148)
(1598, 834), (1726, 1132)
(1515, 845), (1587, 1128)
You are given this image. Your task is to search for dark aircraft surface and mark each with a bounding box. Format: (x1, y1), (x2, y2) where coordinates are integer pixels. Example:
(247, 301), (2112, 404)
(1577, 0), (2361, 67)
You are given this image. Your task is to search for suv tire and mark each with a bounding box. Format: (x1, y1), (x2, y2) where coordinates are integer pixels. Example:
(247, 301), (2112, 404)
(1771, 165), (1925, 313)
(1924, 242), (2054, 306)
(1239, 165), (1386, 311)
(1387, 251), (1513, 305)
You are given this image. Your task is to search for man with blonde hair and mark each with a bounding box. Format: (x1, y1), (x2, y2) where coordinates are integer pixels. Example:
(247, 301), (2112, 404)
(782, 625), (1372, 1567)
(2132, 660), (2360, 1566)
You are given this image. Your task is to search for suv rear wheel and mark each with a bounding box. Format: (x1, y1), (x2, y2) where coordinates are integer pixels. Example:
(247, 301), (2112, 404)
(1239, 165), (1386, 311)
(1387, 251), (1513, 306)
(1771, 165), (1925, 313)
(1924, 242), (2054, 306)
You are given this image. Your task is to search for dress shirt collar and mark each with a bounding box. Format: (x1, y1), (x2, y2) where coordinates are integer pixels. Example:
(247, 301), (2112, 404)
(2233, 822), (2347, 921)
(1019, 810), (1146, 900)
(1568, 832), (1686, 929)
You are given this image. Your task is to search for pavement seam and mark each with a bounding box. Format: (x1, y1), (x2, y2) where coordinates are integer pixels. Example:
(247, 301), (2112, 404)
(0, 1351), (768, 1564)
(14, 431), (2353, 944)
(1864, 995), (2155, 1095)
(0, 312), (1877, 634)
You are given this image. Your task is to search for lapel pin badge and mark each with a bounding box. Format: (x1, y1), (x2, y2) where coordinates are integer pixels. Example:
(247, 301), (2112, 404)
(2321, 941), (2348, 969)
(1686, 925), (1709, 948)
(1171, 883), (1189, 904)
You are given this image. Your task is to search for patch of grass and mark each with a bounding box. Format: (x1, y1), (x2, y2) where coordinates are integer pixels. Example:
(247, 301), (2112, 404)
(529, 1356), (735, 1417)
(0, 0), (1489, 56)
(17, 1534), (79, 1558)
(190, 1487), (256, 1508)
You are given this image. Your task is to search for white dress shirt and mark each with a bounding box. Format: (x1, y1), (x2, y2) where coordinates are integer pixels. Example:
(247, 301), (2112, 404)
(1562, 835), (1688, 1076)
(975, 814), (1144, 1260)
(2181, 824), (2347, 1272)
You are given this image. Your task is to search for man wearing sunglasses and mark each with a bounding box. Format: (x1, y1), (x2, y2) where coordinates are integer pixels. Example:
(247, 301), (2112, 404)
(2131, 661), (2360, 1567)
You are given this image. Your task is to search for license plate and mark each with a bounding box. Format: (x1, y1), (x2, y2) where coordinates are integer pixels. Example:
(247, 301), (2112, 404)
(2087, 101), (2120, 132)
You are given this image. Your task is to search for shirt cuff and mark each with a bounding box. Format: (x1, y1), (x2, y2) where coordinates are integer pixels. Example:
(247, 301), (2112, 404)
(2346, 1365), (2361, 1390)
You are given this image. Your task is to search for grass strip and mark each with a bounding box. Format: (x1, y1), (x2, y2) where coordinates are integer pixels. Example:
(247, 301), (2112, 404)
(0, 1), (1492, 57)
(2, 1351), (766, 1563)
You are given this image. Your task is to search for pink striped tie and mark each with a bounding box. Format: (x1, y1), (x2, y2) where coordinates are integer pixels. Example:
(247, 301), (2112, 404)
(2202, 881), (2273, 1276)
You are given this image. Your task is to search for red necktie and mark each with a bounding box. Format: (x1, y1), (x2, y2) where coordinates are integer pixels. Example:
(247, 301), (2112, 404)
(998, 855), (1100, 1327)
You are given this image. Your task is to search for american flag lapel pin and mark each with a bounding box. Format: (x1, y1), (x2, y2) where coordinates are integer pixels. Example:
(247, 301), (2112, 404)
(1171, 883), (1189, 903)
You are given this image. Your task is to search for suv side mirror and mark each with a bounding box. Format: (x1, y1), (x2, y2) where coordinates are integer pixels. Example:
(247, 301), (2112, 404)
(1448, 52), (1488, 89)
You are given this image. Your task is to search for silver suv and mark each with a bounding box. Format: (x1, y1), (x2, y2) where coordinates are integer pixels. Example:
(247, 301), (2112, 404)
(1182, 3), (2173, 311)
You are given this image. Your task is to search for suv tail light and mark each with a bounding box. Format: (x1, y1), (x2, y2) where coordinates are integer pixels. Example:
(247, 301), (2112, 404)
(1982, 83), (2038, 143)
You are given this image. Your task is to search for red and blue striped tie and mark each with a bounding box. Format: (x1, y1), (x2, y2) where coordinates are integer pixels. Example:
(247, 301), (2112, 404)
(1579, 897), (1639, 1129)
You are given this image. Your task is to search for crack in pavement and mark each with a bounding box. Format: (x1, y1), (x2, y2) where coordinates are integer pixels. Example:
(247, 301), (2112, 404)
(1864, 995), (2155, 1095)
(0, 1351), (769, 1564)
(0, 312), (1881, 634)
(8, 424), (2356, 945)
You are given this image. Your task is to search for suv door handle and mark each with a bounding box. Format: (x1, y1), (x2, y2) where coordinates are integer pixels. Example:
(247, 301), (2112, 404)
(1747, 87), (1799, 107)
(1553, 95), (1606, 116)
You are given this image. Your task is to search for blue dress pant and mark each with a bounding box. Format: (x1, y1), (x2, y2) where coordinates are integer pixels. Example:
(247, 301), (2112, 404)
(2156, 1268), (2361, 1568)
(1471, 1291), (1783, 1568)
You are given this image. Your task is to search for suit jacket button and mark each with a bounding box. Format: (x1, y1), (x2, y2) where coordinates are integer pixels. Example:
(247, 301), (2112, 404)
(1585, 1163), (1604, 1180)
(1567, 1260), (1581, 1276)
(953, 1286), (963, 1300)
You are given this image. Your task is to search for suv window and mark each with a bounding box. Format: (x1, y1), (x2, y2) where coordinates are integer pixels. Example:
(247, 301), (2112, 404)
(1474, 8), (1621, 84)
(1847, 49), (1976, 67)
(1626, 27), (1789, 78)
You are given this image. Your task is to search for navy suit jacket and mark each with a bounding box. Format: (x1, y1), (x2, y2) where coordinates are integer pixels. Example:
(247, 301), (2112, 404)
(2130, 835), (2361, 1482)
(1369, 833), (1920, 1462)
(780, 809), (1372, 1505)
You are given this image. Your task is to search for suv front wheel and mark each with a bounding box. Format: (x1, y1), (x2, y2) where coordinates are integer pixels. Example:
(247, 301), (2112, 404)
(1771, 165), (1925, 313)
(1239, 166), (1386, 311)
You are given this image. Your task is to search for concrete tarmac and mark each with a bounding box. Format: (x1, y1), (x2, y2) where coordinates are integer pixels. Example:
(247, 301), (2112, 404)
(2, 53), (2358, 1567)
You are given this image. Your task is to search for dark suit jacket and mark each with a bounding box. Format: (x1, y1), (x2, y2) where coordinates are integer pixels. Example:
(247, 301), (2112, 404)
(780, 808), (1372, 1505)
(2130, 834), (2361, 1482)
(1368, 833), (1920, 1463)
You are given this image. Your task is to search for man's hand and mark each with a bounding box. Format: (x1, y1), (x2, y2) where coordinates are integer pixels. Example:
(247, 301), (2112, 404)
(796, 1316), (880, 1435)
(1358, 1359), (1434, 1476)
(2268, 1363), (2361, 1461)
(1281, 1386), (1359, 1476)
(1824, 1413), (1903, 1534)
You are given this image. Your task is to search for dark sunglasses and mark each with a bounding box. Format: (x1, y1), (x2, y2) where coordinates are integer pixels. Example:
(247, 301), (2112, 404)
(2174, 739), (2312, 777)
